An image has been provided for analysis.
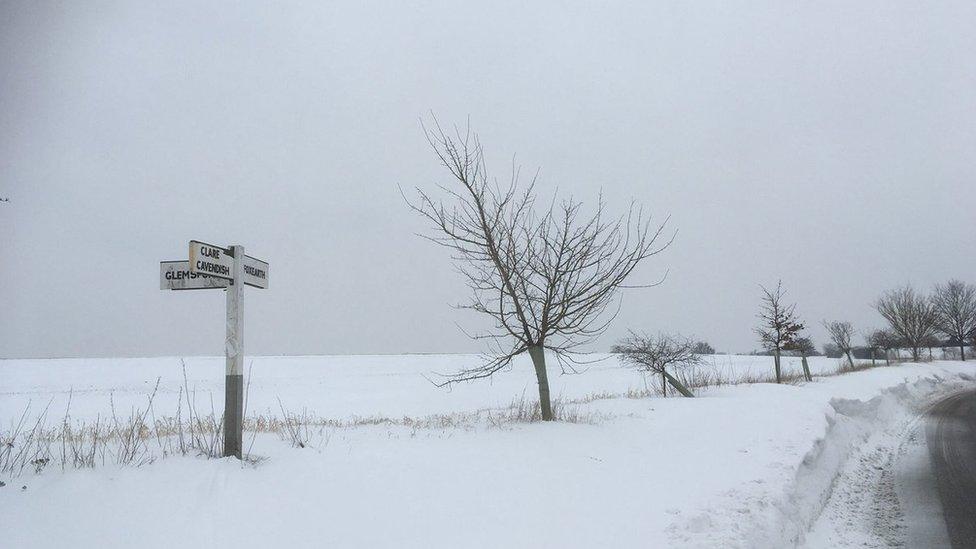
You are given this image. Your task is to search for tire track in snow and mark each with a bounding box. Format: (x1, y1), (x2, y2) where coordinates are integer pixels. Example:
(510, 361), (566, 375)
(803, 389), (962, 548)
(801, 419), (910, 547)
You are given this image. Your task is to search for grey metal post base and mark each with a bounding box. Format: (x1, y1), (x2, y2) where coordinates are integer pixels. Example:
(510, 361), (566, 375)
(223, 374), (244, 458)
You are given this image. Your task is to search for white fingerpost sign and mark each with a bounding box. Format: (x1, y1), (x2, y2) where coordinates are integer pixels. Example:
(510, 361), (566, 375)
(160, 241), (269, 459)
(241, 255), (269, 289)
(160, 261), (230, 290)
(189, 240), (234, 280)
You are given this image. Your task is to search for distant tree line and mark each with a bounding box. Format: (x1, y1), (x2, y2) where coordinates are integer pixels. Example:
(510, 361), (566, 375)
(874, 280), (976, 362)
(750, 278), (976, 382)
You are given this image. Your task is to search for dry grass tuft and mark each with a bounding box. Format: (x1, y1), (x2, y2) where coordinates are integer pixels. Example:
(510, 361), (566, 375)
(1, 355), (909, 479)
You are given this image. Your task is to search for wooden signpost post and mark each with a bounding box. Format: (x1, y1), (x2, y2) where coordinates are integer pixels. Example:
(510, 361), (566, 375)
(161, 241), (269, 459)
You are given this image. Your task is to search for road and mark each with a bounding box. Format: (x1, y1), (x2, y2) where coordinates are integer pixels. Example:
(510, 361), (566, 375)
(927, 389), (976, 548)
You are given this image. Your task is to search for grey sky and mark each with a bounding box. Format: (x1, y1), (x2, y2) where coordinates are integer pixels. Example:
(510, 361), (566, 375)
(2, 1), (975, 359)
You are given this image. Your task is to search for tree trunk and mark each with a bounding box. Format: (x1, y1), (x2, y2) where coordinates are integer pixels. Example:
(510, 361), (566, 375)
(884, 349), (890, 366)
(801, 354), (812, 382)
(661, 370), (667, 397)
(774, 349), (782, 384)
(845, 350), (854, 369)
(961, 343), (966, 361)
(663, 371), (695, 397)
(528, 346), (553, 421)
(871, 348), (876, 366)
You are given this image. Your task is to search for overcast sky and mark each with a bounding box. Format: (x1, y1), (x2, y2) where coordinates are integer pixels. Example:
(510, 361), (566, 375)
(2, 1), (975, 359)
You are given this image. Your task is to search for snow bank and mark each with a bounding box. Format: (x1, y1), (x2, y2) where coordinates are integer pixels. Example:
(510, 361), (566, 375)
(0, 357), (973, 548)
(670, 368), (975, 548)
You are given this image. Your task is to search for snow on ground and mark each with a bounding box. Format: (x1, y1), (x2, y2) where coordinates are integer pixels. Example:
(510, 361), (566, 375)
(801, 378), (959, 548)
(1, 355), (973, 548)
(0, 353), (846, 423)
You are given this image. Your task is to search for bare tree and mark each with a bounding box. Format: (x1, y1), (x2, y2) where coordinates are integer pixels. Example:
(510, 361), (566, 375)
(875, 286), (939, 362)
(931, 280), (976, 361)
(922, 333), (942, 361)
(613, 332), (700, 397)
(755, 281), (804, 383)
(406, 120), (672, 420)
(866, 329), (898, 366)
(787, 336), (816, 381)
(823, 320), (855, 368)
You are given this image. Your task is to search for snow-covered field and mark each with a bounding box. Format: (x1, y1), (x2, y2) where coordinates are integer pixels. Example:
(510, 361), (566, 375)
(1, 354), (974, 548)
(0, 353), (848, 423)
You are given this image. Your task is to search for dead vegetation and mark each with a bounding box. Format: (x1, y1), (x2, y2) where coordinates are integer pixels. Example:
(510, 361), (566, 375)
(0, 392), (598, 480)
(1, 355), (901, 479)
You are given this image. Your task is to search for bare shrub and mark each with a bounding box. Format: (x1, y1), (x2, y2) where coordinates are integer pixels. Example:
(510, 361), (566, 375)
(111, 378), (160, 467)
(488, 392), (603, 425)
(830, 359), (880, 376)
(179, 359), (223, 458)
(612, 332), (701, 397)
(277, 398), (312, 449)
(1, 381), (169, 477)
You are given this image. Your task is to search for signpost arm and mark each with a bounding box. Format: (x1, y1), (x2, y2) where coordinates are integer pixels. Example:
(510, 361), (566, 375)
(224, 245), (245, 458)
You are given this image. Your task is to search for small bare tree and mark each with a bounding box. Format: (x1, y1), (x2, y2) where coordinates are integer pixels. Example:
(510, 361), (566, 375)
(823, 320), (855, 368)
(613, 332), (700, 397)
(866, 329), (898, 366)
(923, 333), (941, 361)
(931, 280), (976, 361)
(876, 286), (938, 362)
(756, 281), (804, 383)
(787, 336), (815, 381)
(407, 120), (672, 420)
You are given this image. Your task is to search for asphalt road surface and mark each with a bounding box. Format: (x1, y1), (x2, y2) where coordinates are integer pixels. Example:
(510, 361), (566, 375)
(927, 390), (976, 548)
